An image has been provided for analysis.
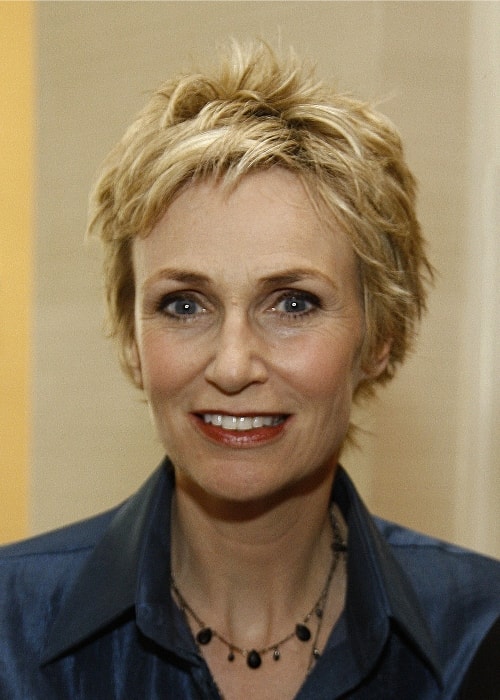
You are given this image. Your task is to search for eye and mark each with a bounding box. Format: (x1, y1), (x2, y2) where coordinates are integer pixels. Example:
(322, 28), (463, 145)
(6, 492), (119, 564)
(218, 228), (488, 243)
(158, 294), (206, 319)
(272, 291), (320, 317)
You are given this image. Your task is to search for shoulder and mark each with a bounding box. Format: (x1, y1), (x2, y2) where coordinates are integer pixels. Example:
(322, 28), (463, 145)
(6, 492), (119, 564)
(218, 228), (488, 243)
(0, 462), (167, 609)
(0, 507), (118, 605)
(375, 516), (500, 589)
(375, 517), (500, 693)
(0, 508), (120, 694)
(0, 507), (117, 561)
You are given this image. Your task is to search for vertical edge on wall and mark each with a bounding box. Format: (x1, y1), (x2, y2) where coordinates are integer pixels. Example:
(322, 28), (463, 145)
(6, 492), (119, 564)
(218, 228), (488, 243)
(0, 2), (34, 543)
(454, 2), (500, 557)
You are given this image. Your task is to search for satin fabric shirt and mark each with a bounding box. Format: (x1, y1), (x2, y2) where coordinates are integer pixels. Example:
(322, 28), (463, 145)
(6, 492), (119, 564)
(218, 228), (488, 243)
(0, 460), (498, 699)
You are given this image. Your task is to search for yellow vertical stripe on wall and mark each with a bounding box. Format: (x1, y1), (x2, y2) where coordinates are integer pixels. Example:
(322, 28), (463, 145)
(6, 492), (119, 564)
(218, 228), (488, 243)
(0, 2), (34, 543)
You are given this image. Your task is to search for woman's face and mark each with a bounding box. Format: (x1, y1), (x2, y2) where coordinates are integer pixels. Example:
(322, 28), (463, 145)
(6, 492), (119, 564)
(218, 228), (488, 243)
(131, 169), (384, 504)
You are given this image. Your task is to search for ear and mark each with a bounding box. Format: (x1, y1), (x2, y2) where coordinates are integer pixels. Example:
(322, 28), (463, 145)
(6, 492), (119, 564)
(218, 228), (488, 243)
(361, 339), (392, 381)
(127, 339), (144, 390)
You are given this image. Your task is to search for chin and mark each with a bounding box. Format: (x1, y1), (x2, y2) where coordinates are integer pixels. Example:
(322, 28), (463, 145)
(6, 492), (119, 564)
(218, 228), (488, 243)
(174, 457), (334, 517)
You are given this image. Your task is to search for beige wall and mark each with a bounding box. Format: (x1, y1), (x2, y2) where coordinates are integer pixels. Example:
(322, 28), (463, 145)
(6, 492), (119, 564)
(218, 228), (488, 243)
(33, 2), (499, 557)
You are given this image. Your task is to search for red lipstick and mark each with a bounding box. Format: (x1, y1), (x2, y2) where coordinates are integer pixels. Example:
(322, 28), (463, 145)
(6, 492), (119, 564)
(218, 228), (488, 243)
(192, 414), (288, 448)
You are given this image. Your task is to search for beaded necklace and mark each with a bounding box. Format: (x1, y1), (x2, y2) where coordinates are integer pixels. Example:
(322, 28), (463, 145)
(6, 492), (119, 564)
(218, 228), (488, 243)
(171, 508), (346, 670)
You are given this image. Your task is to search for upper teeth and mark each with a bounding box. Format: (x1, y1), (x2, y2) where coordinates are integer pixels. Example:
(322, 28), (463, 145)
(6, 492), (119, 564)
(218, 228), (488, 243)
(202, 414), (284, 431)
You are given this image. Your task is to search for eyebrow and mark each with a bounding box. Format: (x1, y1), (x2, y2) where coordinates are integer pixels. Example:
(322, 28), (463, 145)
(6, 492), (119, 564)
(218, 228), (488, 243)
(141, 269), (211, 291)
(258, 269), (333, 287)
(142, 267), (337, 291)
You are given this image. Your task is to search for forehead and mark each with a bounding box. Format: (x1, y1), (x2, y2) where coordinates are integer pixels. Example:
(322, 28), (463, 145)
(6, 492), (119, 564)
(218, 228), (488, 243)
(132, 169), (358, 287)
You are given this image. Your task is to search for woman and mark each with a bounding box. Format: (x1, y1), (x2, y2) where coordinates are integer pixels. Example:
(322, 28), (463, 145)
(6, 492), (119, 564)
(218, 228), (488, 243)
(1, 41), (498, 699)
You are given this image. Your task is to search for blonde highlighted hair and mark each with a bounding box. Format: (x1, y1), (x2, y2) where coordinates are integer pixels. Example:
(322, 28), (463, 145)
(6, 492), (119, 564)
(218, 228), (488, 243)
(88, 40), (433, 396)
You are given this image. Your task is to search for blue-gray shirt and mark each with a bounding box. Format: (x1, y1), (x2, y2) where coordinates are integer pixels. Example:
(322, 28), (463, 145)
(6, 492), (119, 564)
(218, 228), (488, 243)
(0, 460), (498, 698)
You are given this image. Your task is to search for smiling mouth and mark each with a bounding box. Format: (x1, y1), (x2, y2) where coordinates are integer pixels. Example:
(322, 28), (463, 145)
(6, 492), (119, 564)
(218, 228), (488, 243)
(199, 414), (287, 431)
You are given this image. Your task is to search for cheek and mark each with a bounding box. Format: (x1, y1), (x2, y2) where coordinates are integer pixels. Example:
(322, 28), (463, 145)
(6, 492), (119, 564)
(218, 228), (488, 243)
(283, 332), (363, 402)
(138, 332), (199, 398)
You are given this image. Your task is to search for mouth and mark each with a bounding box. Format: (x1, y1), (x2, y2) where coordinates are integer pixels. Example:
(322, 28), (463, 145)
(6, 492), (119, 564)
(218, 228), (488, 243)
(192, 412), (290, 446)
(200, 414), (287, 431)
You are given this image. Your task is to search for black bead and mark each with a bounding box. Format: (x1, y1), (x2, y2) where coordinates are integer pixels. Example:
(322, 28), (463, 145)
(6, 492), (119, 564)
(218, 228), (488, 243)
(295, 624), (311, 642)
(228, 651), (235, 662)
(247, 650), (262, 669)
(196, 627), (213, 645)
(273, 648), (281, 661)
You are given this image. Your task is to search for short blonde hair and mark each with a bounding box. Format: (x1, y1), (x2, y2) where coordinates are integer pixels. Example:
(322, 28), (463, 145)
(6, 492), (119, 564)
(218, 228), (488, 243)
(88, 40), (433, 396)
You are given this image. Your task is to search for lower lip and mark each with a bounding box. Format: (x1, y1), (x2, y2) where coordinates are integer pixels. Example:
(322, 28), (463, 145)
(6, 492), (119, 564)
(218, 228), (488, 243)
(192, 415), (289, 447)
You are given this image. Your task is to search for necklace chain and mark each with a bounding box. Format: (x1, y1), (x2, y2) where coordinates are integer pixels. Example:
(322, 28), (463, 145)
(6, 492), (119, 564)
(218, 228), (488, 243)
(171, 506), (346, 670)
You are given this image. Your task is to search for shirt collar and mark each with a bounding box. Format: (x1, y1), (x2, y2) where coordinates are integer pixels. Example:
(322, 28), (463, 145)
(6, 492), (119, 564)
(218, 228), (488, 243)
(334, 468), (442, 684)
(40, 462), (171, 664)
(41, 460), (442, 684)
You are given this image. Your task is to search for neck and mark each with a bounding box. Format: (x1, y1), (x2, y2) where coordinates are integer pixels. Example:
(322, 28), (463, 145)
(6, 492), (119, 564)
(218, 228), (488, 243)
(170, 466), (339, 648)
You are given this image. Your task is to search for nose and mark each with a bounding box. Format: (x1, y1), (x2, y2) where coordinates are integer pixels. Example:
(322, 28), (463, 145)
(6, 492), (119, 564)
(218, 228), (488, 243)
(204, 312), (268, 394)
